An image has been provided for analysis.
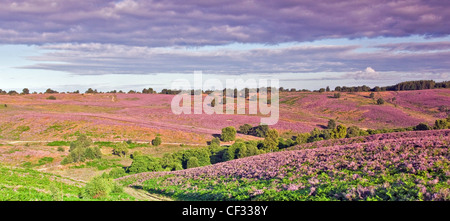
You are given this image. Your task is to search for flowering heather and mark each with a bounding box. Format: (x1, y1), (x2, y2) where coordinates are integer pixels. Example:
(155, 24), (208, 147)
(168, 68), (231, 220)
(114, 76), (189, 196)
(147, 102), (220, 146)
(118, 130), (450, 201)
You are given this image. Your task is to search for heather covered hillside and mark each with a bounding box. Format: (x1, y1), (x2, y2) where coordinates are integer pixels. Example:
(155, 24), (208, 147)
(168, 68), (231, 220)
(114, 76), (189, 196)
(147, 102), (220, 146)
(117, 130), (450, 201)
(0, 89), (448, 144)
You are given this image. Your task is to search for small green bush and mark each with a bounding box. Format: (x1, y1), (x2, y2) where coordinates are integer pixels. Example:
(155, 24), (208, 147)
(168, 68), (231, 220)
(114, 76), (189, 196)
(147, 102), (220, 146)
(81, 176), (123, 199)
(152, 136), (162, 146)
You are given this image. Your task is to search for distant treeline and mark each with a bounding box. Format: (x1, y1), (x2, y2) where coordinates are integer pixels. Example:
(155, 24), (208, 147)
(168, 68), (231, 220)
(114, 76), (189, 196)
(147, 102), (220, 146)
(332, 80), (449, 92)
(0, 80), (449, 95)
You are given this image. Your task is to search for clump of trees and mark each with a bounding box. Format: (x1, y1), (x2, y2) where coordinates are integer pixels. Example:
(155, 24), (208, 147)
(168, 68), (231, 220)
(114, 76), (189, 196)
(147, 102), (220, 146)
(61, 135), (102, 165)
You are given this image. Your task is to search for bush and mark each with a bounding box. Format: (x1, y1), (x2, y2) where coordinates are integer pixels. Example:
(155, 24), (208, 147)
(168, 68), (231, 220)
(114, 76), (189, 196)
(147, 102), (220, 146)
(112, 142), (129, 157)
(107, 168), (127, 179)
(57, 146), (65, 152)
(81, 176), (123, 199)
(61, 135), (101, 165)
(377, 98), (385, 105)
(434, 119), (448, 129)
(221, 126), (237, 142)
(414, 123), (431, 131)
(127, 155), (163, 174)
(186, 157), (200, 169)
(346, 126), (362, 138)
(47, 96), (56, 100)
(295, 133), (311, 144)
(152, 136), (162, 146)
(333, 125), (347, 139)
(263, 129), (279, 152)
(327, 119), (336, 130)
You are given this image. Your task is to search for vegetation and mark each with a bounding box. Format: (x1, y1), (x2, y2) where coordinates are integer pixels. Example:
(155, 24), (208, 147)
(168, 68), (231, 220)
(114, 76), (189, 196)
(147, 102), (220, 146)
(61, 135), (102, 165)
(152, 136), (162, 146)
(221, 126), (237, 142)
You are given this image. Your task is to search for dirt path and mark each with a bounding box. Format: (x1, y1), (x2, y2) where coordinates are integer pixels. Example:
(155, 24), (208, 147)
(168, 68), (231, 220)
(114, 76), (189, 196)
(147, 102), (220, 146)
(123, 186), (172, 201)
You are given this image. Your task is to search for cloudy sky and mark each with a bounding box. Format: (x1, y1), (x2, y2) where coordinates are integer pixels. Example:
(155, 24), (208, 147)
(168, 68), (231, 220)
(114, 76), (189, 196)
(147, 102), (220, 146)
(0, 0), (449, 92)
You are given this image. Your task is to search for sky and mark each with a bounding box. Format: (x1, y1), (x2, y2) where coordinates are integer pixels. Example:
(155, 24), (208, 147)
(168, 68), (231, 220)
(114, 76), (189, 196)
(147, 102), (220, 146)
(0, 0), (449, 92)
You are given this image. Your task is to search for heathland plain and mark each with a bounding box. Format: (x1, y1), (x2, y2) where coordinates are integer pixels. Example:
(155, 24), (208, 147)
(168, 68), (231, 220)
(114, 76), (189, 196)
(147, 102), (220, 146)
(0, 87), (449, 201)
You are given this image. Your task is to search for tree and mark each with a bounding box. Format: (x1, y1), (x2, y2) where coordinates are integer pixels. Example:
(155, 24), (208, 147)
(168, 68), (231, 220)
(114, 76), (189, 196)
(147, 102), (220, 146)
(45, 88), (58, 94)
(377, 98), (385, 105)
(369, 92), (375, 99)
(434, 119), (448, 129)
(254, 124), (269, 137)
(210, 137), (221, 146)
(112, 142), (129, 157)
(239, 124), (253, 135)
(414, 123), (431, 131)
(327, 119), (337, 130)
(152, 136), (162, 146)
(326, 86), (330, 92)
(22, 88), (30, 95)
(295, 133), (311, 144)
(221, 126), (237, 142)
(263, 129), (279, 152)
(333, 125), (347, 139)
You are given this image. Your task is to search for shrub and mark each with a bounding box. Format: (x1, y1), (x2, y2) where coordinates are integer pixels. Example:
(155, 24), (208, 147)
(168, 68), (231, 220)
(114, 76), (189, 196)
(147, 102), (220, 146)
(152, 136), (162, 146)
(434, 119), (448, 129)
(112, 142), (129, 157)
(221, 126), (237, 142)
(107, 168), (127, 179)
(346, 126), (362, 138)
(47, 96), (56, 100)
(81, 176), (123, 199)
(333, 125), (347, 139)
(333, 93), (341, 98)
(377, 98), (385, 105)
(57, 146), (65, 152)
(295, 133), (311, 144)
(186, 157), (200, 169)
(327, 119), (336, 130)
(61, 135), (101, 165)
(414, 123), (431, 131)
(369, 92), (375, 99)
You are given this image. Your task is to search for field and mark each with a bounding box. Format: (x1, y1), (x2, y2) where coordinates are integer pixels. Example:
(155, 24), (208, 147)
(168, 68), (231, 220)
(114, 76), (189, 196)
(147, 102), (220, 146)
(0, 88), (449, 201)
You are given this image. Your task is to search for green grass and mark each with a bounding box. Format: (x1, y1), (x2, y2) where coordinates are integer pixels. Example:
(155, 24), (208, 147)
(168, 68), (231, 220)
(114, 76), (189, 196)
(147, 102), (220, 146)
(0, 166), (134, 201)
(71, 158), (125, 170)
(47, 141), (71, 146)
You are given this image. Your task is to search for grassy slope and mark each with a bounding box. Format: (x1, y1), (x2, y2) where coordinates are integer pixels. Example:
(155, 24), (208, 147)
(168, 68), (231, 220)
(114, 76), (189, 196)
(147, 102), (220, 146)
(0, 89), (448, 143)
